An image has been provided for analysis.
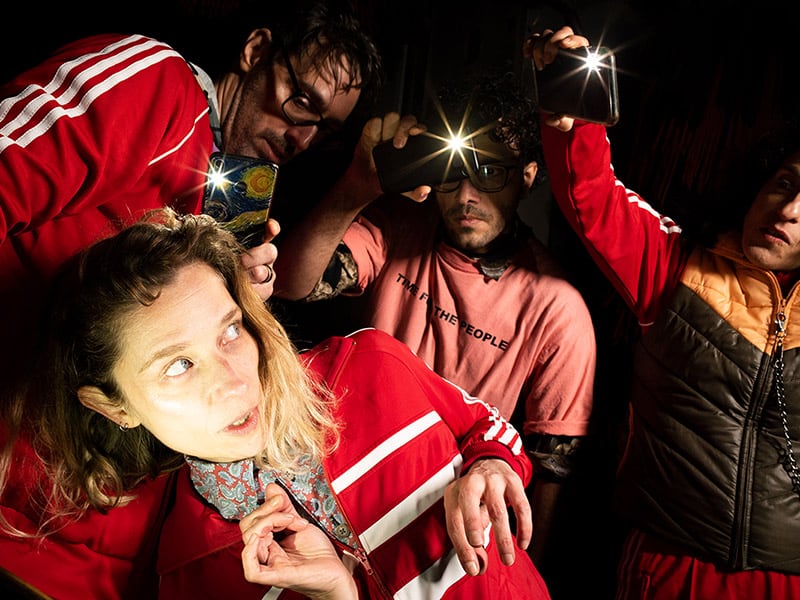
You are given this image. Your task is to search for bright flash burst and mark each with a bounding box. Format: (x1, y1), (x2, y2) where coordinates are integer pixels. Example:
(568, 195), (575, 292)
(413, 95), (510, 177)
(582, 50), (604, 73)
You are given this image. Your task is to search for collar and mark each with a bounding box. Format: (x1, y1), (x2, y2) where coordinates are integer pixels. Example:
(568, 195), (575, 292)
(189, 62), (222, 151)
(450, 216), (531, 280)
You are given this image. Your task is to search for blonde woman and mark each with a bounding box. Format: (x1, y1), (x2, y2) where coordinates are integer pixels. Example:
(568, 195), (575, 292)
(4, 209), (550, 599)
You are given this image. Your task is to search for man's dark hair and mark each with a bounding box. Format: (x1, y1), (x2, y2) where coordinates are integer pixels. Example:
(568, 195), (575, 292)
(684, 119), (800, 247)
(431, 71), (544, 181)
(236, 0), (383, 111)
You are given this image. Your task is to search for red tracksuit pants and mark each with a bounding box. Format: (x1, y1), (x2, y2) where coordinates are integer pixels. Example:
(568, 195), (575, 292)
(615, 528), (800, 600)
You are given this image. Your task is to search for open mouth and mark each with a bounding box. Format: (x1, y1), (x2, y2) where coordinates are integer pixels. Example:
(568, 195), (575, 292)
(231, 413), (251, 427)
(225, 409), (257, 432)
(763, 226), (789, 244)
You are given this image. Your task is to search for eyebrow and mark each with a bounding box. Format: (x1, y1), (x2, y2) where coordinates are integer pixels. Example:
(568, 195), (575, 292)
(287, 56), (348, 130)
(138, 307), (241, 374)
(300, 78), (347, 130)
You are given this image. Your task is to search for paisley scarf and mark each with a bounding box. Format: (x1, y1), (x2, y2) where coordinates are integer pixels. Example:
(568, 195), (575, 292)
(185, 455), (357, 547)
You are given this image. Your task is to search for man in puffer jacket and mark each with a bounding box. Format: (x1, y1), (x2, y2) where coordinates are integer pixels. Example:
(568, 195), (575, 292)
(530, 25), (800, 600)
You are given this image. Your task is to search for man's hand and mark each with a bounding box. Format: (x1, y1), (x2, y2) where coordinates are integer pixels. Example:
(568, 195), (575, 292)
(241, 218), (281, 300)
(240, 483), (356, 600)
(524, 25), (591, 132)
(350, 112), (432, 203)
(443, 458), (532, 576)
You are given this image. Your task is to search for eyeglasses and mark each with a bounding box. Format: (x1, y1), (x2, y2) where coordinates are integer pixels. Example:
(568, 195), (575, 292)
(433, 163), (518, 194)
(279, 47), (329, 131)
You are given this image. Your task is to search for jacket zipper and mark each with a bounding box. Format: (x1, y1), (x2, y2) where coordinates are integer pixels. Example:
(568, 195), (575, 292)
(320, 466), (396, 600)
(730, 293), (786, 569)
(273, 472), (394, 599)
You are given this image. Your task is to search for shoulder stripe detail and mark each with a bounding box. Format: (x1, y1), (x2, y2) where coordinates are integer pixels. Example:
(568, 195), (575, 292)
(360, 455), (462, 552)
(0, 35), (182, 154)
(615, 179), (682, 235)
(453, 379), (525, 455)
(329, 410), (441, 493)
(148, 107), (210, 166)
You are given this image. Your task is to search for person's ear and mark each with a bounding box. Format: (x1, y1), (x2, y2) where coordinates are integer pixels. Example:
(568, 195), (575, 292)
(78, 386), (140, 430)
(241, 28), (273, 73)
(522, 161), (539, 191)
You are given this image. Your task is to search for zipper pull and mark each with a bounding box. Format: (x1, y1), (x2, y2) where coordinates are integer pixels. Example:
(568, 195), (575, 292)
(342, 548), (374, 576)
(776, 311), (787, 349)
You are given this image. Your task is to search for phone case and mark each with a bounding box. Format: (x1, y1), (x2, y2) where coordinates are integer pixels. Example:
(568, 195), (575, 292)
(202, 153), (279, 248)
(533, 46), (619, 126)
(372, 133), (475, 194)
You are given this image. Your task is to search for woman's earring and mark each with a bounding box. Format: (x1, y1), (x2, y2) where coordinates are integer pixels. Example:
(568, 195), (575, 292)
(119, 422), (129, 432)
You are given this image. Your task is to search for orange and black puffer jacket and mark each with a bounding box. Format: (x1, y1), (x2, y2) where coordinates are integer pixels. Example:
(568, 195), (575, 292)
(615, 234), (800, 573)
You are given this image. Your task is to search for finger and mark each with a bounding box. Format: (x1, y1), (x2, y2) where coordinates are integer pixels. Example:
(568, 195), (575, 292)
(247, 263), (273, 285)
(444, 489), (481, 576)
(557, 32), (590, 49)
(379, 112), (402, 142)
(549, 25), (576, 45)
(242, 531), (265, 579)
(486, 498), (517, 566)
(473, 546), (489, 575)
(409, 122), (427, 136)
(449, 513), (482, 576)
(361, 116), (384, 149)
(239, 487), (291, 532)
(525, 29), (552, 67)
(241, 241), (278, 271)
(391, 114), (422, 147)
(242, 531), (284, 582)
(456, 483), (488, 548)
(506, 482), (532, 551)
(264, 217), (281, 243)
(240, 510), (298, 541)
(401, 185), (431, 203)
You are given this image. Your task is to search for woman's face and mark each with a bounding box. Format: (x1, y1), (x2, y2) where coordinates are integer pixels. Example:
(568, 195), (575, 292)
(112, 262), (267, 463)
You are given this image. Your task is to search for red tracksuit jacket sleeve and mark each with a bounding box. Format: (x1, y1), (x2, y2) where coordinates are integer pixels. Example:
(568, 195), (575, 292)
(541, 121), (687, 326)
(0, 33), (211, 277)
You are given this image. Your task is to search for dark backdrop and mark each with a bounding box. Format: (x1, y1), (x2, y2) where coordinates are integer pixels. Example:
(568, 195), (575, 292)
(3, 2), (800, 598)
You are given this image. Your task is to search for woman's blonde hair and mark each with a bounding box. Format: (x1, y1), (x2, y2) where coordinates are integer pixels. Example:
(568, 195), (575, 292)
(0, 208), (336, 536)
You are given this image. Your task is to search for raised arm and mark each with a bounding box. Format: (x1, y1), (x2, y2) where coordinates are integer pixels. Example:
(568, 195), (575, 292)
(273, 112), (426, 300)
(528, 26), (686, 323)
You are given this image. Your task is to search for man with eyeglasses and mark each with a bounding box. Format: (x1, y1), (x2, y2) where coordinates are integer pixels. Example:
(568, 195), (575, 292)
(274, 72), (597, 585)
(0, 2), (383, 598)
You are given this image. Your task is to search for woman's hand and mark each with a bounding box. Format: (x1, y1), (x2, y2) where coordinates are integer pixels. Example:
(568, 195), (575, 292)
(240, 483), (357, 600)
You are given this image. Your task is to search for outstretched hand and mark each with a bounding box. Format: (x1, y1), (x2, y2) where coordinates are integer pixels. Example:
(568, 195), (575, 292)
(240, 483), (357, 600)
(443, 458), (532, 577)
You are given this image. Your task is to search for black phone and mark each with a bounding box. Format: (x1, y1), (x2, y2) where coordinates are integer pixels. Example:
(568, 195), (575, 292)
(372, 132), (477, 194)
(202, 152), (279, 248)
(532, 46), (619, 126)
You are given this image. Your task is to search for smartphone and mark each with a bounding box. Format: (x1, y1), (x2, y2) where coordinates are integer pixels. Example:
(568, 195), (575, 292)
(202, 152), (279, 248)
(372, 132), (477, 194)
(532, 46), (619, 126)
